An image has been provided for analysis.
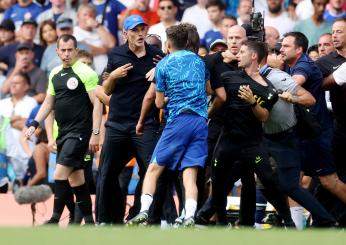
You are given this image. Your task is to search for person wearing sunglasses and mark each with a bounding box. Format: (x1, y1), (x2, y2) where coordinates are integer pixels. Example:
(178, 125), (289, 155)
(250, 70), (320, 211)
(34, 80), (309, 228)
(148, 0), (179, 52)
(119, 0), (160, 27)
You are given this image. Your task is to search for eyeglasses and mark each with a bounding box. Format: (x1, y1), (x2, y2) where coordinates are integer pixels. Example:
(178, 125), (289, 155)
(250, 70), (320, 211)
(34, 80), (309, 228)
(146, 34), (161, 40)
(159, 5), (173, 10)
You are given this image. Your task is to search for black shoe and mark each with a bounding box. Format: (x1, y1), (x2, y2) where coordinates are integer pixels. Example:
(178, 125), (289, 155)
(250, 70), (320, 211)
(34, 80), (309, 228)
(283, 220), (296, 229)
(195, 215), (209, 225)
(68, 214), (75, 225)
(43, 218), (59, 225)
(311, 220), (338, 228)
(262, 213), (282, 227)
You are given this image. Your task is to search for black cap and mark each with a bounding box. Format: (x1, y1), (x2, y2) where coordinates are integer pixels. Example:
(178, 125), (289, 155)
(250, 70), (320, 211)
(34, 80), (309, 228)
(21, 19), (38, 27)
(209, 39), (227, 51)
(16, 42), (33, 52)
(273, 41), (282, 53)
(0, 19), (15, 32)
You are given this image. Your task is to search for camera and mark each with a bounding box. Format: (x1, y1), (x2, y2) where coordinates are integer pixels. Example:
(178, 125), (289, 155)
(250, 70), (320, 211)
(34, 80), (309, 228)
(242, 0), (265, 42)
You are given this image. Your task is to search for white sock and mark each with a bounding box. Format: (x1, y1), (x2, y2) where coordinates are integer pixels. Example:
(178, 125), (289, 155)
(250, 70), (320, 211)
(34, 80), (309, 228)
(140, 193), (153, 213)
(178, 208), (186, 220)
(290, 206), (305, 230)
(184, 199), (197, 220)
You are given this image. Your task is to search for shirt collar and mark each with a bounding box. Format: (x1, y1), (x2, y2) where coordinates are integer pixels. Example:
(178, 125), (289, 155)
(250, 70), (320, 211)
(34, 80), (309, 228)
(331, 51), (344, 58)
(259, 64), (269, 75)
(297, 53), (309, 62)
(124, 42), (153, 57)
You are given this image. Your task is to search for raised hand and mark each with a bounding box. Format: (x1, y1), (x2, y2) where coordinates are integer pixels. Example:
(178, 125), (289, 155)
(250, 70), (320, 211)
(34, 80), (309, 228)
(109, 63), (133, 80)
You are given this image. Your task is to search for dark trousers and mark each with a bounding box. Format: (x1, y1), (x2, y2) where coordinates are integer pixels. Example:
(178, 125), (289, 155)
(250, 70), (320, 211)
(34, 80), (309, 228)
(264, 129), (336, 226)
(196, 120), (223, 209)
(212, 136), (291, 226)
(96, 123), (171, 224)
(197, 161), (241, 223)
(333, 126), (346, 182)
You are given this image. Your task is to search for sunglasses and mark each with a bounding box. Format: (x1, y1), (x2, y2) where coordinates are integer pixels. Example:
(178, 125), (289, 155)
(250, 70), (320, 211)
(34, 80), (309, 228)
(160, 5), (173, 10)
(146, 34), (162, 40)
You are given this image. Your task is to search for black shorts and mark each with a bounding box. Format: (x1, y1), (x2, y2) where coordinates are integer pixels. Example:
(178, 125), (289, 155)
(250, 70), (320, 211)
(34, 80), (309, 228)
(56, 133), (90, 169)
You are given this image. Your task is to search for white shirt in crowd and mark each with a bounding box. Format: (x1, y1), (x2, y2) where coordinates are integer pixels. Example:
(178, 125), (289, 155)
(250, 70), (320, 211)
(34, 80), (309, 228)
(181, 4), (213, 39)
(264, 11), (296, 37)
(74, 26), (108, 75)
(0, 95), (37, 163)
(148, 21), (180, 51)
(295, 0), (314, 21)
(254, 0), (268, 13)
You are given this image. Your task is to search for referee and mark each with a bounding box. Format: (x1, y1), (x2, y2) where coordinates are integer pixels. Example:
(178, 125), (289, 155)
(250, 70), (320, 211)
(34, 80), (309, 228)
(26, 34), (102, 224)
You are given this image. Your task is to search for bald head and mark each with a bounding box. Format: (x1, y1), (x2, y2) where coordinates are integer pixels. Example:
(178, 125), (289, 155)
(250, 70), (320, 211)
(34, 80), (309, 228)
(265, 26), (280, 49)
(227, 25), (247, 55)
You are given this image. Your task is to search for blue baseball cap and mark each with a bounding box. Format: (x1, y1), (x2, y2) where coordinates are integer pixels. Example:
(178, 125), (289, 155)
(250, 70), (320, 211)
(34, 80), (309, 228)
(123, 15), (147, 31)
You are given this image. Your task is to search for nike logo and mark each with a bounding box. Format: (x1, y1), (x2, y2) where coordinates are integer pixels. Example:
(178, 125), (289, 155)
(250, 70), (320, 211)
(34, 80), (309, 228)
(61, 73), (68, 76)
(333, 65), (341, 70)
(213, 159), (218, 167)
(255, 156), (262, 164)
(84, 154), (91, 162)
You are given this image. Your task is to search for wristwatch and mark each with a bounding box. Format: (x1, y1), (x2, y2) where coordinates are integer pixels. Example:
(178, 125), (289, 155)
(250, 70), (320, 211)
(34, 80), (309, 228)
(92, 128), (100, 135)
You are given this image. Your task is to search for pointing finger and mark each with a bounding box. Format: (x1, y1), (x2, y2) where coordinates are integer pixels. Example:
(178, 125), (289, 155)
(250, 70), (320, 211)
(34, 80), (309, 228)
(122, 63), (133, 69)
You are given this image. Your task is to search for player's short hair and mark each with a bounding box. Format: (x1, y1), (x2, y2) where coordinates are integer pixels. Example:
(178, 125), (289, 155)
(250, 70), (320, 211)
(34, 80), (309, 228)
(180, 23), (200, 53)
(284, 32), (309, 53)
(15, 72), (31, 86)
(77, 3), (97, 17)
(243, 40), (268, 64)
(166, 24), (188, 50)
(206, 0), (226, 11)
(334, 16), (346, 25)
(57, 34), (77, 49)
(222, 15), (237, 23)
(77, 49), (93, 60)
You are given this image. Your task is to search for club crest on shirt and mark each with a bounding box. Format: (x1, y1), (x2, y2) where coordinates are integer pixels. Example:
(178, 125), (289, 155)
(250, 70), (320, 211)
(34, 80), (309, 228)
(24, 12), (32, 20)
(67, 77), (78, 90)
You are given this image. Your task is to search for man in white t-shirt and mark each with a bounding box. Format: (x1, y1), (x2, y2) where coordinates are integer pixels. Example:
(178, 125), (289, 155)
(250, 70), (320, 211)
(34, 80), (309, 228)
(0, 73), (37, 182)
(36, 0), (77, 25)
(181, 0), (213, 38)
(295, 0), (314, 21)
(73, 3), (115, 74)
(148, 0), (179, 51)
(237, 0), (252, 25)
(264, 0), (296, 37)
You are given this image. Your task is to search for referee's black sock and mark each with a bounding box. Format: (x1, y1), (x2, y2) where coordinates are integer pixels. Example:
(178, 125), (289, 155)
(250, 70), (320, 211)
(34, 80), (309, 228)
(72, 183), (94, 224)
(50, 180), (71, 223)
(65, 187), (76, 224)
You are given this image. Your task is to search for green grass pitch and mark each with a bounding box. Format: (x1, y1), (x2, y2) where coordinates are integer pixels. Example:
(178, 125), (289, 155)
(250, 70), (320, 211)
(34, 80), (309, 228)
(0, 227), (345, 245)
